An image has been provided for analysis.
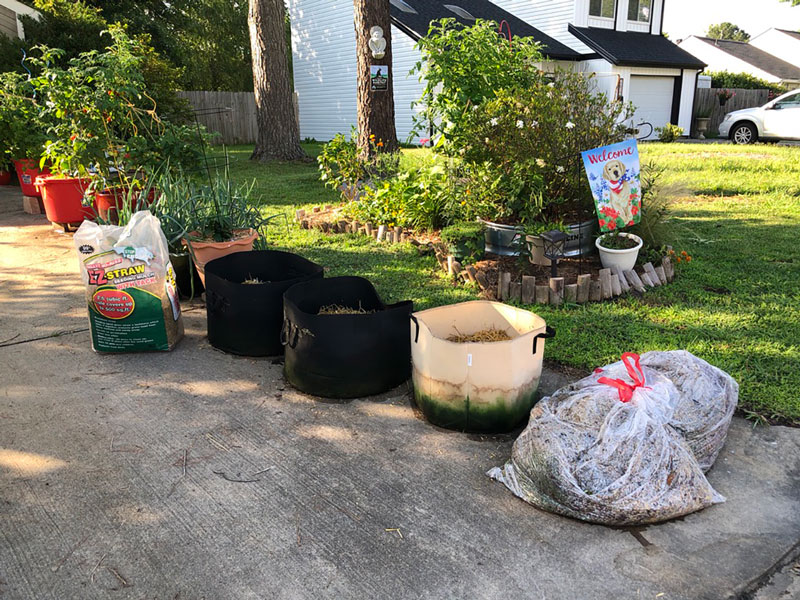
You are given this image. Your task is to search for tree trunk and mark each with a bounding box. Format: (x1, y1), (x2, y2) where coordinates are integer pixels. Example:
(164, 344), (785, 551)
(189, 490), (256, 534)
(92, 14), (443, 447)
(248, 0), (306, 161)
(353, 0), (398, 154)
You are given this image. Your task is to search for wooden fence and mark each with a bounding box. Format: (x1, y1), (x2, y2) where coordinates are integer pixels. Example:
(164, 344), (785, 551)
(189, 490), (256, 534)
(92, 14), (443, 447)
(693, 88), (769, 135)
(178, 91), (259, 145)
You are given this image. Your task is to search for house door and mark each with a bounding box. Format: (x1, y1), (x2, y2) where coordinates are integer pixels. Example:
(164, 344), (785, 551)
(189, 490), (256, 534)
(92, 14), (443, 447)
(628, 76), (675, 140)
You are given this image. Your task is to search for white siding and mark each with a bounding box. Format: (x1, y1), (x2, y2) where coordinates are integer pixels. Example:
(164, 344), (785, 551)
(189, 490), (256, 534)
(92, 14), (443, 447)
(289, 1), (425, 142)
(616, 0), (629, 32)
(0, 6), (17, 39)
(750, 29), (800, 69)
(650, 0), (663, 35)
(677, 37), (781, 83)
(577, 58), (618, 98)
(290, 0), (358, 141)
(491, 0), (592, 53)
(392, 26), (427, 144)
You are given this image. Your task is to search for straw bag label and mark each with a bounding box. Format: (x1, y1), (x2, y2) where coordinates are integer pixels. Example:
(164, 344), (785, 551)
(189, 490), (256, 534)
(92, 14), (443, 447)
(467, 354), (473, 367)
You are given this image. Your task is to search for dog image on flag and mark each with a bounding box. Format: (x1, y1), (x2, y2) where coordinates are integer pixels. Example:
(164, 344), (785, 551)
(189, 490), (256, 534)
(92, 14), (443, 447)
(602, 159), (634, 224)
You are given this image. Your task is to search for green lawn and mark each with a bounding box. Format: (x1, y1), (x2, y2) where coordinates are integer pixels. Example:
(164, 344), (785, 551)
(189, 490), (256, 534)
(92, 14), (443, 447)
(214, 142), (800, 425)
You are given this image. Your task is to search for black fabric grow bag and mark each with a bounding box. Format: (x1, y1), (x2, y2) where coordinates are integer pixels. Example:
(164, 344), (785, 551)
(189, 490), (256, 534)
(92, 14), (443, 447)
(204, 250), (324, 356)
(282, 276), (413, 399)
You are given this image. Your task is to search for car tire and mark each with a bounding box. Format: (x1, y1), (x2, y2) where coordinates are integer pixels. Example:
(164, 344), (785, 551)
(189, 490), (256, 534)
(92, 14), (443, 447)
(731, 122), (757, 144)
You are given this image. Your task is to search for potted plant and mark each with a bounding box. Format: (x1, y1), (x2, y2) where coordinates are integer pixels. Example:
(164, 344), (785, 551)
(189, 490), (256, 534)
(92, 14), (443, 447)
(694, 105), (712, 139)
(0, 72), (51, 197)
(716, 89), (735, 106)
(149, 169), (204, 297)
(595, 231), (643, 271)
(181, 173), (274, 284)
(440, 221), (486, 264)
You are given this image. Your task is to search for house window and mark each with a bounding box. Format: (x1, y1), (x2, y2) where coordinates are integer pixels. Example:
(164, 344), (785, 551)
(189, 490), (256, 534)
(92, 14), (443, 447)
(628, 0), (651, 23)
(589, 0), (615, 19)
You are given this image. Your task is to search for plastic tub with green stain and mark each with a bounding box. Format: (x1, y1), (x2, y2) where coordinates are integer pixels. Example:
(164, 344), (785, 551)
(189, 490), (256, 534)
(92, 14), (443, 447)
(410, 301), (554, 433)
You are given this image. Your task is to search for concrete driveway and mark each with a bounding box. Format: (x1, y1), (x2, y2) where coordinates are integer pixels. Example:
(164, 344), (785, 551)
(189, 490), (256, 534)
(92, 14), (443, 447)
(1, 185), (798, 599)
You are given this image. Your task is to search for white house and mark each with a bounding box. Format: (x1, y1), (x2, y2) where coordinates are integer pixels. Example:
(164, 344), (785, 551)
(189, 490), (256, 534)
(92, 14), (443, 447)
(0, 0), (40, 40)
(678, 35), (800, 90)
(750, 28), (800, 82)
(289, 0), (706, 142)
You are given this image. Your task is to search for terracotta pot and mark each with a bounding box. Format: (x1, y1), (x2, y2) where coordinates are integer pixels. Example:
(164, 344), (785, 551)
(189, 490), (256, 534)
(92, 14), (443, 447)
(182, 228), (258, 284)
(13, 159), (51, 197)
(0, 170), (11, 186)
(34, 175), (94, 227)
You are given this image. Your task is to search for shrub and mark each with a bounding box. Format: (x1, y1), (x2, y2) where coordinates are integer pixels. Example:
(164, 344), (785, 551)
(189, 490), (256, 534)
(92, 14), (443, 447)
(446, 70), (633, 223)
(412, 18), (545, 154)
(707, 71), (787, 95)
(14, 27), (204, 182)
(346, 161), (456, 231)
(655, 123), (684, 143)
(440, 221), (486, 264)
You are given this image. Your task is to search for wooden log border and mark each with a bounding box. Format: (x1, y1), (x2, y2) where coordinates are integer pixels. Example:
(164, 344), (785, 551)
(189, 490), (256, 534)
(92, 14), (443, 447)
(292, 218), (681, 307)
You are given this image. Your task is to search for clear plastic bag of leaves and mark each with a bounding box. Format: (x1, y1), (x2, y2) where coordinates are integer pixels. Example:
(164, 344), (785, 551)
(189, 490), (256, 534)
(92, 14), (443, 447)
(488, 351), (738, 526)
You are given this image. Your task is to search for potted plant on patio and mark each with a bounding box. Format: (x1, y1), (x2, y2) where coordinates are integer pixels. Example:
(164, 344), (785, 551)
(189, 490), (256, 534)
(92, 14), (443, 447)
(181, 171), (274, 284)
(0, 72), (51, 197)
(0, 159), (11, 186)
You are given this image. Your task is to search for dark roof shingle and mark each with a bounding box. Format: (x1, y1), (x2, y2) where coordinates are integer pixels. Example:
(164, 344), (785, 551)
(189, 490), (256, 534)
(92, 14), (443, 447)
(568, 25), (707, 69)
(389, 0), (582, 60)
(694, 36), (800, 81)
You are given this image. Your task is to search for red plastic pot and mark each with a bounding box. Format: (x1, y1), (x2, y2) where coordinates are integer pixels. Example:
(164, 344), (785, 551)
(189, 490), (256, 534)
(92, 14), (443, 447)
(35, 175), (94, 226)
(95, 187), (128, 223)
(0, 170), (11, 186)
(95, 186), (156, 223)
(13, 159), (51, 197)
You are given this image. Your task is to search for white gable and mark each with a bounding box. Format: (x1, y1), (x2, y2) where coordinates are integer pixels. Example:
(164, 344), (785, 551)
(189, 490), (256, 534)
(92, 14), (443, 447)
(750, 29), (800, 70)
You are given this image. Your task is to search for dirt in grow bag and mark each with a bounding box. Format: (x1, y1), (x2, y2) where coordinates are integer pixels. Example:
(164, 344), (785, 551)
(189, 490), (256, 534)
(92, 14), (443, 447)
(318, 301), (376, 315)
(446, 327), (512, 343)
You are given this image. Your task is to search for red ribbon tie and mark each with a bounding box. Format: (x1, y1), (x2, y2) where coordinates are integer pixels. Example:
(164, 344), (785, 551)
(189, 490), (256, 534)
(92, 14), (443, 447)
(598, 352), (647, 403)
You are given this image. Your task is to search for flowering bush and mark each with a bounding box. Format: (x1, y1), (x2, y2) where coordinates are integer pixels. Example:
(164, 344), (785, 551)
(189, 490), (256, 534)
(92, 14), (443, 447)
(412, 19), (544, 154)
(317, 129), (399, 202)
(445, 70), (633, 223)
(410, 19), (633, 226)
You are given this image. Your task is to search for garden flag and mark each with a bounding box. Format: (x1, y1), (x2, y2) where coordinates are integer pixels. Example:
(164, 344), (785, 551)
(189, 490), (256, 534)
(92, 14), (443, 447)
(581, 139), (641, 233)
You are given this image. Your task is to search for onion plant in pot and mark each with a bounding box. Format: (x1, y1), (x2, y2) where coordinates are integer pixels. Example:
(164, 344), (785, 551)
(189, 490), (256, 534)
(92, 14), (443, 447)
(181, 171), (274, 285)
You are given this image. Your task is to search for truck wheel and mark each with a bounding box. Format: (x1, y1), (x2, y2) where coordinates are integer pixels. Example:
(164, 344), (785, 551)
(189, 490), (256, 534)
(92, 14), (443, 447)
(731, 122), (757, 144)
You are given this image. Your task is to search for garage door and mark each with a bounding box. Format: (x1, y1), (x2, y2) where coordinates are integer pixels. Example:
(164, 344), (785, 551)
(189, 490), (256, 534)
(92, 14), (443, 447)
(628, 76), (675, 140)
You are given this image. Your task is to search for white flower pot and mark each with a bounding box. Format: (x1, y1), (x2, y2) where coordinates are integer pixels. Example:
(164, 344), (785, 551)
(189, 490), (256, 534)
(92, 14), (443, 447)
(595, 232), (643, 272)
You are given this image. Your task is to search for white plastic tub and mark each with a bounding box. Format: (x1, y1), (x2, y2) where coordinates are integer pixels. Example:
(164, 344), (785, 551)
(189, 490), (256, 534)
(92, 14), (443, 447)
(410, 301), (555, 432)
